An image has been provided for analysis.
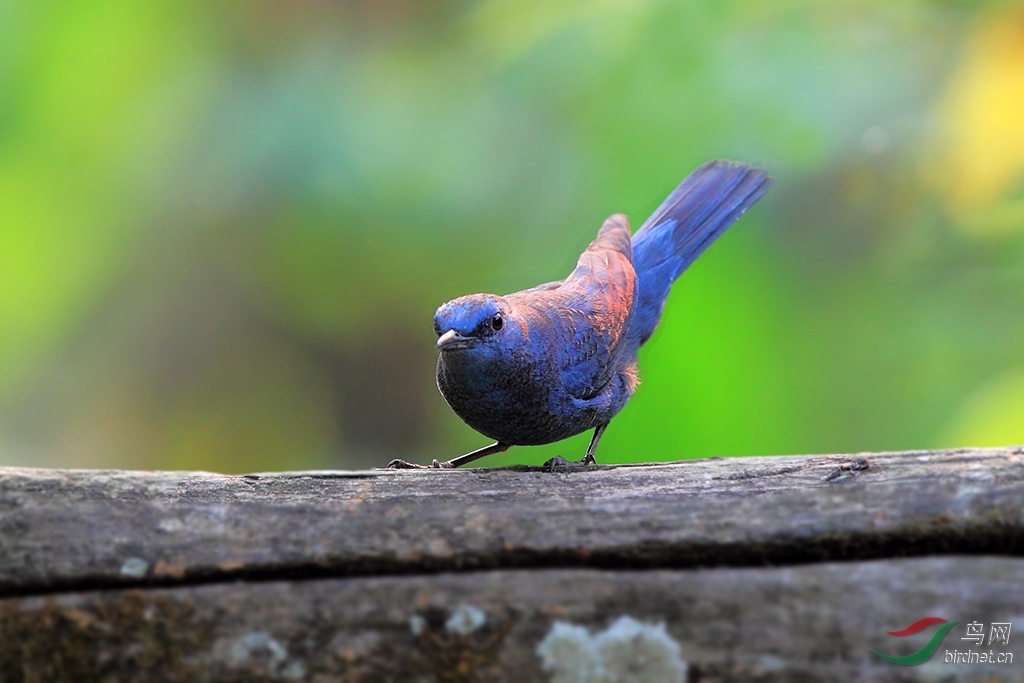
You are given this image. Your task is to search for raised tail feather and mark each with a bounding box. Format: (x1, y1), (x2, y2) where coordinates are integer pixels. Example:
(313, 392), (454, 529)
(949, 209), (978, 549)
(628, 160), (772, 346)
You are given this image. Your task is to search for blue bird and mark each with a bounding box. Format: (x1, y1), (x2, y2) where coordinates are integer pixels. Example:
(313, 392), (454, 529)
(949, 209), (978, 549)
(387, 160), (772, 469)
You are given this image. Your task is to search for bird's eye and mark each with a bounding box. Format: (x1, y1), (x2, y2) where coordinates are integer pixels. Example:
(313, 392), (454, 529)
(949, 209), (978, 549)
(491, 313), (503, 331)
(433, 320), (442, 336)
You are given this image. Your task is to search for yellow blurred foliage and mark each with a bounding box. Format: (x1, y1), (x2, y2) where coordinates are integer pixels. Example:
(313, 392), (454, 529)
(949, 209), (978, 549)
(931, 8), (1024, 235)
(943, 368), (1024, 449)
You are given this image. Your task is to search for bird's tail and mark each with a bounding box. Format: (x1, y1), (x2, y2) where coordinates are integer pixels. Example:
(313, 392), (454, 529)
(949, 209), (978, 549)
(628, 160), (772, 346)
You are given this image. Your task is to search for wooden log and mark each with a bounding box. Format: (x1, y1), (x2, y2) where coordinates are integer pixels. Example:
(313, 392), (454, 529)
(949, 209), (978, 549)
(1, 447), (1022, 681)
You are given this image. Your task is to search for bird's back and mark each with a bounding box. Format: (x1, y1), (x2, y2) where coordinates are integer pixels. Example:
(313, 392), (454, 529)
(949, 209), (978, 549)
(506, 214), (636, 409)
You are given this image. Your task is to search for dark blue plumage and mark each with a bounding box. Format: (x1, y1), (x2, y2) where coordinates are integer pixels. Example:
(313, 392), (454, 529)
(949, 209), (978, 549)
(387, 160), (771, 469)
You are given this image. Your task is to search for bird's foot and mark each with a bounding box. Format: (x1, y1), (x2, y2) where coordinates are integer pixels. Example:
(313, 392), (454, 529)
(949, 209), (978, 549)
(384, 458), (454, 469)
(543, 456), (571, 471)
(384, 459), (426, 469)
(542, 454), (596, 471)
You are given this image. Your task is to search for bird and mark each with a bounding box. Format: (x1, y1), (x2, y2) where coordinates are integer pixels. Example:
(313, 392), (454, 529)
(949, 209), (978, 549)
(386, 160), (772, 469)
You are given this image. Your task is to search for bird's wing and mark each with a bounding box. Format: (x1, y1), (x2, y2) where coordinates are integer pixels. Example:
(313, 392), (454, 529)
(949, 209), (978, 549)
(537, 214), (637, 400)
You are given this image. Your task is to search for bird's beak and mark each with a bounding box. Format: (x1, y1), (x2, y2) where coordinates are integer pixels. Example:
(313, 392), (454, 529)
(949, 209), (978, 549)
(436, 329), (461, 350)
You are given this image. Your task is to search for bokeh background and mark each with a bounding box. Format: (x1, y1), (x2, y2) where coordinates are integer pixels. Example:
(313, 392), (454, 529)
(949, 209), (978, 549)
(2, 1), (1024, 472)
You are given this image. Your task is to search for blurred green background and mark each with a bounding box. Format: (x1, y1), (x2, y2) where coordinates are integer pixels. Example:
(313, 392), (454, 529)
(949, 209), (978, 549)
(2, 0), (1024, 472)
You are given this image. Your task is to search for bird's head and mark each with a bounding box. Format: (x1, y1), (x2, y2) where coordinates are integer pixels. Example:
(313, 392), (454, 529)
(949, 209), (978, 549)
(433, 294), (509, 352)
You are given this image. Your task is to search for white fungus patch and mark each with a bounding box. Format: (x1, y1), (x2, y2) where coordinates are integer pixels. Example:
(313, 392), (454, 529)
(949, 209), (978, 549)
(213, 630), (304, 678)
(595, 616), (687, 682)
(537, 616), (687, 683)
(445, 604), (487, 635)
(156, 518), (185, 533)
(229, 632), (288, 668)
(119, 558), (149, 578)
(281, 661), (306, 680)
(536, 622), (602, 683)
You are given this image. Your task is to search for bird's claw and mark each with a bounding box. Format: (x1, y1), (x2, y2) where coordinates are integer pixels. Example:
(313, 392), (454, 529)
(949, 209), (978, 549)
(543, 456), (571, 471)
(384, 458), (454, 469)
(542, 454), (596, 471)
(384, 459), (427, 469)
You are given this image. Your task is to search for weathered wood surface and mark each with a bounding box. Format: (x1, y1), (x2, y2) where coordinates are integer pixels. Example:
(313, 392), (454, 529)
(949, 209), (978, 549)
(1, 447), (1021, 595)
(1, 446), (1022, 681)
(3, 559), (1021, 682)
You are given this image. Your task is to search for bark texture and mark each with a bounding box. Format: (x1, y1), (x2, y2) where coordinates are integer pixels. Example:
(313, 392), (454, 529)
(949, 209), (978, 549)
(1, 447), (1021, 681)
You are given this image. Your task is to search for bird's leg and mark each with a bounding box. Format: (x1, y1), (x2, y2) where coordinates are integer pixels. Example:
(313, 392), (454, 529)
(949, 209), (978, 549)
(385, 441), (510, 470)
(543, 423), (608, 470)
(445, 441), (511, 468)
(581, 423), (607, 465)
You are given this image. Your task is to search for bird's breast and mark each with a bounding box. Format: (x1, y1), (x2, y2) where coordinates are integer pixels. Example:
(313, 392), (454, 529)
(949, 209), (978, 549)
(435, 342), (617, 446)
(435, 347), (570, 446)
